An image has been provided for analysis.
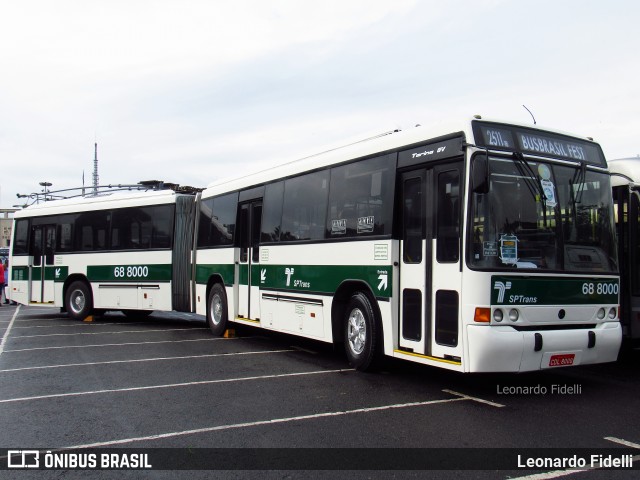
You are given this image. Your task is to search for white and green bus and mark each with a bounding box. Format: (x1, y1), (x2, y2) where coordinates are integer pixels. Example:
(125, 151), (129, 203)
(9, 184), (197, 319)
(609, 157), (640, 345)
(195, 117), (622, 372)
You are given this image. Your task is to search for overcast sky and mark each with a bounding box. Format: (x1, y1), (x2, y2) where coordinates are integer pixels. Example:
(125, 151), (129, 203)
(1, 0), (639, 207)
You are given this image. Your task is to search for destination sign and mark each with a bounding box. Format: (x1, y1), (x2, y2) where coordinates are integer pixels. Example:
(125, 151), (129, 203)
(474, 122), (605, 166)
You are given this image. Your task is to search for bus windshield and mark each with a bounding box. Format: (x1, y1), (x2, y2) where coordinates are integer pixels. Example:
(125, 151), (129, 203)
(470, 155), (618, 273)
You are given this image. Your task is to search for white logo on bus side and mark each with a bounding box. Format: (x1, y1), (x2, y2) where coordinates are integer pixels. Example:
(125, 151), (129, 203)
(285, 268), (295, 287)
(377, 272), (388, 291)
(494, 281), (512, 303)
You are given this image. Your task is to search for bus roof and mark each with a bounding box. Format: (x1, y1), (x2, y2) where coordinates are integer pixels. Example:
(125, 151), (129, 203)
(202, 116), (602, 198)
(609, 157), (640, 187)
(14, 188), (187, 219)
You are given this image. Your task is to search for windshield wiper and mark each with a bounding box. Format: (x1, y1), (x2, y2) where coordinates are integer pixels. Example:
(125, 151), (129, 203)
(512, 152), (546, 207)
(570, 161), (587, 204)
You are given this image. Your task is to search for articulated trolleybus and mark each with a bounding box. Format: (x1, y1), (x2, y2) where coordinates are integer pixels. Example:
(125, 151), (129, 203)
(609, 157), (640, 345)
(195, 117), (621, 372)
(9, 183), (197, 319)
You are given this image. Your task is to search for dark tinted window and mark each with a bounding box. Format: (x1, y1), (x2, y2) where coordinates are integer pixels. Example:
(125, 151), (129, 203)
(111, 205), (174, 250)
(403, 177), (423, 263)
(198, 192), (238, 247)
(56, 214), (77, 253)
(74, 211), (110, 251)
(436, 169), (460, 262)
(281, 171), (329, 242)
(327, 154), (396, 238)
(198, 198), (215, 247)
(261, 182), (284, 242)
(12, 219), (29, 255)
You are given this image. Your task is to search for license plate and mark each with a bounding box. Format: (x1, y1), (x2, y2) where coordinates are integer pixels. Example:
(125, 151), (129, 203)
(548, 354), (575, 367)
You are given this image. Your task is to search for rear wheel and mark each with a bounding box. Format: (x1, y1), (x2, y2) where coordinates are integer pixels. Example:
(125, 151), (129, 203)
(344, 292), (380, 371)
(65, 281), (93, 321)
(207, 283), (228, 336)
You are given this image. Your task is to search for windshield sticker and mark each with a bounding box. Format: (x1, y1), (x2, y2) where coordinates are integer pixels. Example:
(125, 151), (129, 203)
(483, 241), (498, 257)
(331, 219), (347, 235)
(357, 216), (375, 234)
(540, 179), (557, 207)
(538, 164), (551, 180)
(499, 234), (519, 265)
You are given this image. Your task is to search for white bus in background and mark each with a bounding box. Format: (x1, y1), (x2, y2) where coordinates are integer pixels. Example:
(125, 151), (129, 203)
(194, 116), (622, 372)
(609, 157), (640, 345)
(9, 184), (197, 319)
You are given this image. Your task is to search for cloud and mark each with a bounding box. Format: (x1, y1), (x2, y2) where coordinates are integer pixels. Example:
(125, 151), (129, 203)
(1, 0), (640, 206)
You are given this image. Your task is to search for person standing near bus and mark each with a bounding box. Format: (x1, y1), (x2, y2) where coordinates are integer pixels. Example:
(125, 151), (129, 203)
(0, 260), (5, 306)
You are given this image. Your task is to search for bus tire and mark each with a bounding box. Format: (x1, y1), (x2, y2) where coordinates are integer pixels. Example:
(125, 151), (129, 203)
(344, 292), (380, 371)
(65, 281), (93, 321)
(207, 283), (228, 336)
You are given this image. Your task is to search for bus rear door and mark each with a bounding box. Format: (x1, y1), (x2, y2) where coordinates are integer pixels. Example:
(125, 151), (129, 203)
(30, 224), (56, 304)
(237, 200), (263, 321)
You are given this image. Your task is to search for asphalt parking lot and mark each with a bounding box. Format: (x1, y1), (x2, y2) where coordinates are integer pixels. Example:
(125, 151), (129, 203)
(1, 304), (639, 479)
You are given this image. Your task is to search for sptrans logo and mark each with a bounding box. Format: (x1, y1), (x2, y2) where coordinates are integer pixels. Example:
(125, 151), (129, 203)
(493, 281), (512, 303)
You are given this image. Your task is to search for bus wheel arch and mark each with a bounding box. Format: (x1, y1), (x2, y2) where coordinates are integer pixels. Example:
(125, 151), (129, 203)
(63, 276), (94, 321)
(206, 276), (228, 336)
(332, 281), (383, 371)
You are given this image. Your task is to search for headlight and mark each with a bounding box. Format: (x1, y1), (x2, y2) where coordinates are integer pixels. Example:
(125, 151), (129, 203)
(596, 308), (606, 320)
(509, 309), (519, 322)
(493, 309), (503, 322)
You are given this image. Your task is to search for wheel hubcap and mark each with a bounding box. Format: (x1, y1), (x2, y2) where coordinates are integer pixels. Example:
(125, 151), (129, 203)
(211, 294), (222, 325)
(70, 290), (85, 314)
(347, 308), (366, 355)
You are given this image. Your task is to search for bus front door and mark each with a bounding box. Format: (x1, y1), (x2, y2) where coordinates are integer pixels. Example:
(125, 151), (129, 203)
(399, 162), (463, 361)
(237, 201), (263, 321)
(30, 224), (56, 304)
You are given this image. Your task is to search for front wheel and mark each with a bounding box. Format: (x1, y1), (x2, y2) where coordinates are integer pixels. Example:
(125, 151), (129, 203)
(65, 281), (93, 321)
(207, 283), (228, 336)
(344, 292), (380, 371)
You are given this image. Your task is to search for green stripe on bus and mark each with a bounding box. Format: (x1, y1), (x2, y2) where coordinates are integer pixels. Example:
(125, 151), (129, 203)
(87, 264), (172, 282)
(195, 264), (235, 286)
(11, 266), (69, 282)
(197, 263), (392, 298)
(12, 266), (29, 281)
(491, 276), (619, 305)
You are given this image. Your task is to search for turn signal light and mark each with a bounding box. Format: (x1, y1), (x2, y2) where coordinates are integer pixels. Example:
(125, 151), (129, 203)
(474, 307), (491, 323)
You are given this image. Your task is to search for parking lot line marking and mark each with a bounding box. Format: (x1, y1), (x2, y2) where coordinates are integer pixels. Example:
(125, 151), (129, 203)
(442, 389), (505, 408)
(3, 337), (239, 353)
(0, 368), (353, 404)
(0, 305), (21, 357)
(62, 396), (468, 449)
(604, 436), (640, 449)
(0, 348), (295, 373)
(12, 327), (209, 339)
(508, 469), (590, 479)
(11, 321), (154, 329)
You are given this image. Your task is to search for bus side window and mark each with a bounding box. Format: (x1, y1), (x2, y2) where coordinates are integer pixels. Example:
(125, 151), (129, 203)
(403, 177), (423, 264)
(261, 182), (284, 243)
(436, 170), (460, 262)
(281, 171), (329, 242)
(12, 219), (29, 255)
